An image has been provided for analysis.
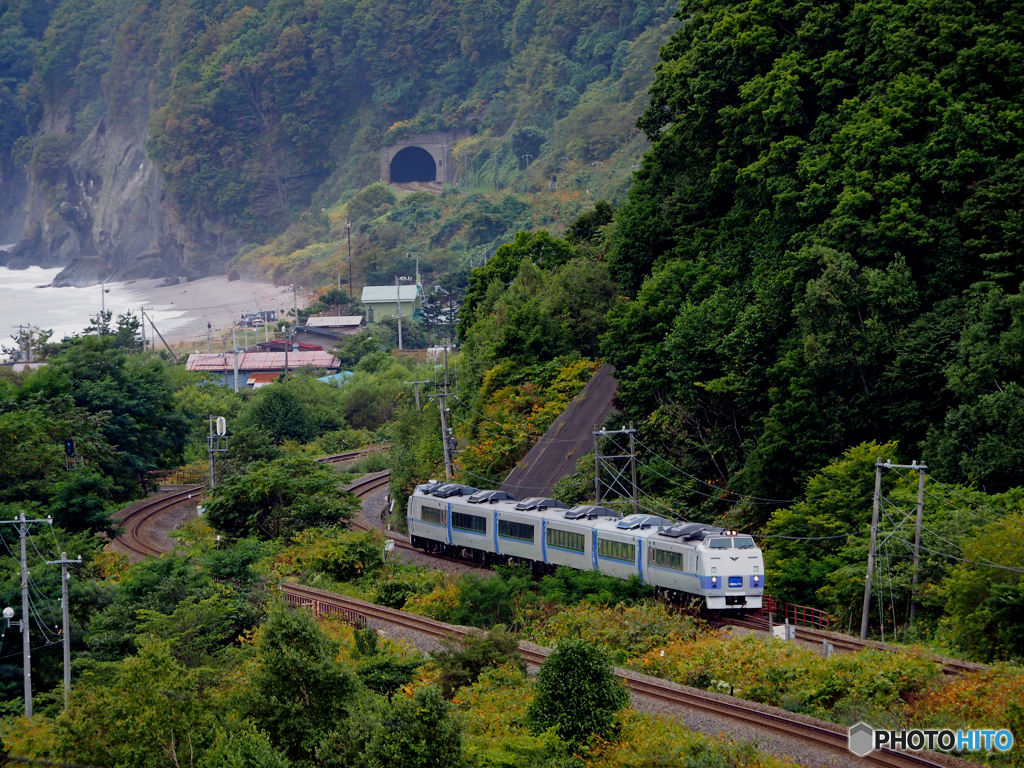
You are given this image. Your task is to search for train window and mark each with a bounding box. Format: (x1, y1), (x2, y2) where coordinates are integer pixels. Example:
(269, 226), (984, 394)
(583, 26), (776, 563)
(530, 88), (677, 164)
(498, 520), (534, 542)
(452, 512), (487, 533)
(546, 527), (585, 552)
(421, 506), (445, 525)
(598, 538), (636, 562)
(734, 536), (755, 549)
(709, 538), (732, 549)
(651, 548), (684, 570)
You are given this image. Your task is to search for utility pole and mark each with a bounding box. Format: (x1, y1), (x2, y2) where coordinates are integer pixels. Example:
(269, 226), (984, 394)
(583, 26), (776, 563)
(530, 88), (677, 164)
(592, 161), (603, 198)
(46, 552), (81, 708)
(910, 460), (928, 624)
(140, 308), (146, 350)
(395, 276), (404, 351)
(291, 285), (300, 324)
(283, 328), (290, 377)
(629, 422), (638, 516)
(140, 309), (178, 363)
(428, 348), (454, 480)
(860, 458), (927, 639)
(592, 424), (638, 516)
(0, 513), (53, 718)
(346, 222), (353, 303)
(404, 380), (429, 410)
(231, 327), (239, 393)
(207, 322), (211, 353)
(860, 459), (884, 640)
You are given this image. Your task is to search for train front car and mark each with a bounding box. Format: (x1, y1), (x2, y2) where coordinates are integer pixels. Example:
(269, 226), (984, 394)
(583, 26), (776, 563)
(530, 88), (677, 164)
(646, 523), (764, 610)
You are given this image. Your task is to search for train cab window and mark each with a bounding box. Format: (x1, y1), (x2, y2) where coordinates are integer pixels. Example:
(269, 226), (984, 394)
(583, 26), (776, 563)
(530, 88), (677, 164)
(498, 520), (534, 542)
(734, 536), (755, 549)
(709, 538), (732, 549)
(421, 506), (445, 525)
(546, 527), (585, 552)
(597, 538), (636, 562)
(452, 511), (487, 533)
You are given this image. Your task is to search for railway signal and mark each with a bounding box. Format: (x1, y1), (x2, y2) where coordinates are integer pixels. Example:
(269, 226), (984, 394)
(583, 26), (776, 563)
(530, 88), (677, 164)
(63, 438), (82, 471)
(208, 415), (229, 488)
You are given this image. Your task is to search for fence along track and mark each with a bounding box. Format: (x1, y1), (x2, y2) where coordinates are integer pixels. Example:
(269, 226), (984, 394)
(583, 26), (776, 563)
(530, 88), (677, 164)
(281, 582), (949, 768)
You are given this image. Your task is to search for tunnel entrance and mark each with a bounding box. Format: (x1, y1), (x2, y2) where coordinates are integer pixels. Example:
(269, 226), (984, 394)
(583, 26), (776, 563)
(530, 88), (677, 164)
(390, 146), (437, 183)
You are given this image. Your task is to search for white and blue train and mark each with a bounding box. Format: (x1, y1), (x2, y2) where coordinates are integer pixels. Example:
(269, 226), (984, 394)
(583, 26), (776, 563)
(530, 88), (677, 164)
(407, 483), (764, 611)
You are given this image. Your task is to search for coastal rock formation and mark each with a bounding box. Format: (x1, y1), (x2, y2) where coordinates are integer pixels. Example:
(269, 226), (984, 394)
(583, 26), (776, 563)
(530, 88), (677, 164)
(0, 114), (243, 288)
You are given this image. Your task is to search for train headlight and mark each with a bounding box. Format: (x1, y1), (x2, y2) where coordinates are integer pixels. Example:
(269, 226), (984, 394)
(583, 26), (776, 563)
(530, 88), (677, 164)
(711, 576), (718, 587)
(754, 575), (760, 585)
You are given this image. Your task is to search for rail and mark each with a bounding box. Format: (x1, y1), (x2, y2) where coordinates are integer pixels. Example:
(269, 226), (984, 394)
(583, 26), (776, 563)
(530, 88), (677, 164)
(281, 582), (947, 768)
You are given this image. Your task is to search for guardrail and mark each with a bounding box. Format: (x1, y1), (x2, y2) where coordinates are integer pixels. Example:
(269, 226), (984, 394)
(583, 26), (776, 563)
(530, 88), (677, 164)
(761, 595), (834, 631)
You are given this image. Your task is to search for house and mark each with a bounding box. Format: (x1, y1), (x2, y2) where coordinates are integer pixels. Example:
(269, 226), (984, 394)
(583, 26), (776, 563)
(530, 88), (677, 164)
(304, 316), (365, 334)
(186, 351), (342, 389)
(361, 285), (421, 323)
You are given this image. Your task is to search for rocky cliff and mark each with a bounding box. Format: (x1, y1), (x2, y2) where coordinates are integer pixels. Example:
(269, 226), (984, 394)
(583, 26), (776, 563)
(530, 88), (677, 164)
(0, 110), (243, 287)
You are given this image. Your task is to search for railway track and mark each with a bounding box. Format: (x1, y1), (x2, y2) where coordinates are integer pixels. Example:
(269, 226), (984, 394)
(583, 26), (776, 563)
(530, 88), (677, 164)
(113, 486), (204, 558)
(344, 472), (488, 570)
(281, 582), (952, 768)
(112, 448), (386, 557)
(721, 615), (986, 677)
(316, 446), (388, 467)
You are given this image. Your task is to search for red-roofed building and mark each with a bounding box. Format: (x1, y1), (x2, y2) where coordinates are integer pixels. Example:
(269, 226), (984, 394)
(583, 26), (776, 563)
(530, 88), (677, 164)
(186, 351), (341, 388)
(247, 372), (279, 389)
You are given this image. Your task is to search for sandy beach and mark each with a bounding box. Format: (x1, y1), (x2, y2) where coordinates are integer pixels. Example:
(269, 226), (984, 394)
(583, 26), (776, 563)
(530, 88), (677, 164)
(119, 276), (313, 352)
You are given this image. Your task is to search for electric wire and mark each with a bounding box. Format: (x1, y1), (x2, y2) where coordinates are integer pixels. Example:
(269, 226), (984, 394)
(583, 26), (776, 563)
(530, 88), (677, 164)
(888, 468), (1024, 533)
(889, 536), (1024, 574)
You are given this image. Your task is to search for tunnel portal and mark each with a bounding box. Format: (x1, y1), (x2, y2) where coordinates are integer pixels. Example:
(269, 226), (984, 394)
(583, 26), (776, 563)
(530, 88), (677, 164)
(389, 146), (437, 183)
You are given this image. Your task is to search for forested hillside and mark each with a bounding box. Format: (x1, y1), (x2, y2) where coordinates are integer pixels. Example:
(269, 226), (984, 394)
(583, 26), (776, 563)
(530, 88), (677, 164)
(605, 0), (1024, 509)
(1, 0), (677, 278)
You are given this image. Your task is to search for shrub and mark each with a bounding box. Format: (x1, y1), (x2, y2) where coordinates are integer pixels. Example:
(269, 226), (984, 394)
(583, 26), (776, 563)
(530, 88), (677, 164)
(432, 626), (526, 698)
(526, 639), (628, 746)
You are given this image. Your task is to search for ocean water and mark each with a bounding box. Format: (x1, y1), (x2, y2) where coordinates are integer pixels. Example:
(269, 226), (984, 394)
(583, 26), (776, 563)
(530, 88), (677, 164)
(0, 266), (186, 355)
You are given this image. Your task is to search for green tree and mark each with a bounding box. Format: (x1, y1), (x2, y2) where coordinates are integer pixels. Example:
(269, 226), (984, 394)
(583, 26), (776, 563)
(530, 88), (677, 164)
(58, 639), (222, 768)
(432, 625), (525, 698)
(204, 457), (358, 539)
(237, 386), (318, 444)
(525, 638), (628, 747)
(322, 686), (462, 768)
(199, 722), (290, 768)
(246, 606), (361, 763)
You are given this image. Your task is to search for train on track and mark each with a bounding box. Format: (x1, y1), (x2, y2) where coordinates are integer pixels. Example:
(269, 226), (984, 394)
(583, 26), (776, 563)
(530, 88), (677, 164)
(408, 483), (764, 610)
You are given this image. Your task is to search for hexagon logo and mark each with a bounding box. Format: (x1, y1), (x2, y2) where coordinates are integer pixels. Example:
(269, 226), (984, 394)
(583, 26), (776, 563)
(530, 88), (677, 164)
(849, 722), (874, 757)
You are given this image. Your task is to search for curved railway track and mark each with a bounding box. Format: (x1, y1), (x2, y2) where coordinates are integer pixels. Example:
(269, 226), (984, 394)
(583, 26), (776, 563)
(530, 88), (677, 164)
(113, 449), (386, 557)
(113, 486), (204, 558)
(282, 582), (952, 768)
